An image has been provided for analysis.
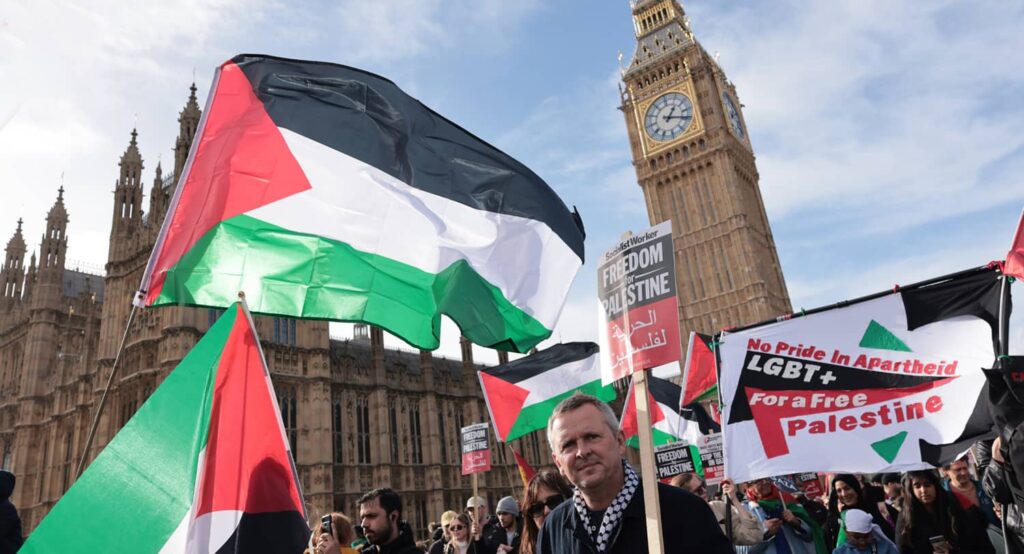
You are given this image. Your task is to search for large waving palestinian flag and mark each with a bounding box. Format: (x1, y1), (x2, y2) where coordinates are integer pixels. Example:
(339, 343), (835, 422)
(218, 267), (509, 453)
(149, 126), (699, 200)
(478, 342), (615, 442)
(23, 303), (309, 553)
(720, 266), (1008, 483)
(136, 54), (586, 353)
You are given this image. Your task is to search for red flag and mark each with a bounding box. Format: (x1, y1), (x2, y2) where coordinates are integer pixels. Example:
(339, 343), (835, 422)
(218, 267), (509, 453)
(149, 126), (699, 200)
(1006, 208), (1024, 280)
(510, 445), (536, 487)
(681, 332), (718, 407)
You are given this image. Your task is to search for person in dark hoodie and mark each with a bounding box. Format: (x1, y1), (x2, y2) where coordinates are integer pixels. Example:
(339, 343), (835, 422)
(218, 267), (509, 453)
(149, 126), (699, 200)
(358, 488), (424, 554)
(0, 470), (21, 553)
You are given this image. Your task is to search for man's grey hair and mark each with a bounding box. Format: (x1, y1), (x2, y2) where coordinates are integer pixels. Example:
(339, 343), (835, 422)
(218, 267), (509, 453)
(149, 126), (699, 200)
(546, 393), (620, 451)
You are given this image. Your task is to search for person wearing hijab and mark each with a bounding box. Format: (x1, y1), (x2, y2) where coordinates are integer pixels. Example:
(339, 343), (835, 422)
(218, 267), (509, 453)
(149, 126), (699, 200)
(832, 509), (898, 554)
(826, 475), (895, 549)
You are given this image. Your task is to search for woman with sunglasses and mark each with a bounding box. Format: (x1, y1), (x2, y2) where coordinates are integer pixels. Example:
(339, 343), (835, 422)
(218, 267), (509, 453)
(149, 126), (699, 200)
(445, 512), (489, 554)
(520, 469), (572, 554)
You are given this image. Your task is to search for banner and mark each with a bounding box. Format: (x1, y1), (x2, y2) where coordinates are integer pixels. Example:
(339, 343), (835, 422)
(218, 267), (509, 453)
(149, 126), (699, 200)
(461, 423), (492, 475)
(598, 221), (681, 384)
(697, 433), (724, 485)
(654, 442), (696, 480)
(796, 472), (823, 499)
(720, 267), (1004, 482)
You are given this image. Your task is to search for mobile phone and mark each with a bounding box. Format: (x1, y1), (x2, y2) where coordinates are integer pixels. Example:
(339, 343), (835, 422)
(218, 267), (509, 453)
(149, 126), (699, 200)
(321, 514), (333, 536)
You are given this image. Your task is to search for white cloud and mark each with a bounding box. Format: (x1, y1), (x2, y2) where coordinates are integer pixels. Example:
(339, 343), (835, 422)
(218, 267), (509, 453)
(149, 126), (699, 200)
(687, 0), (1024, 239)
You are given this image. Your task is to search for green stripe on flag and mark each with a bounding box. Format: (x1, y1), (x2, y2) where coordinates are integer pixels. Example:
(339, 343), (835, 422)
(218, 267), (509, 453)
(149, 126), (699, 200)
(505, 380), (616, 442)
(153, 214), (551, 352)
(23, 306), (238, 553)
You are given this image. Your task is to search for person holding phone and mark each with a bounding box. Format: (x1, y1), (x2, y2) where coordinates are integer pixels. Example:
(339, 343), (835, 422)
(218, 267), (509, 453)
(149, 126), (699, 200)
(307, 512), (359, 554)
(895, 471), (993, 554)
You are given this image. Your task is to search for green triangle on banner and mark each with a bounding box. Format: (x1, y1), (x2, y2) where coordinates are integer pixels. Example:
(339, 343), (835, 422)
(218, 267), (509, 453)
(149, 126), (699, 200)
(859, 320), (912, 352)
(871, 431), (908, 463)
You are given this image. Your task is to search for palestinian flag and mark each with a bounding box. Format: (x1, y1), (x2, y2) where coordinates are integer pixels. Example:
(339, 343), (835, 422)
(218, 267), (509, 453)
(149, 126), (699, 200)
(1006, 207), (1024, 280)
(619, 374), (720, 449)
(136, 54), (586, 353)
(719, 266), (1008, 483)
(680, 332), (718, 407)
(478, 342), (614, 442)
(23, 303), (309, 553)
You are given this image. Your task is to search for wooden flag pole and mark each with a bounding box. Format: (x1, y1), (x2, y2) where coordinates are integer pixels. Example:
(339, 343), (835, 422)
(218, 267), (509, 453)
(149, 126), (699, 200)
(633, 369), (665, 554)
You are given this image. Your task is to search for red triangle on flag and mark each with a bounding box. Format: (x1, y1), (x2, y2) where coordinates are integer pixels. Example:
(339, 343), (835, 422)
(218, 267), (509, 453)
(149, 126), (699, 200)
(681, 334), (717, 407)
(146, 61), (314, 304)
(620, 379), (666, 439)
(479, 372), (531, 442)
(195, 309), (304, 517)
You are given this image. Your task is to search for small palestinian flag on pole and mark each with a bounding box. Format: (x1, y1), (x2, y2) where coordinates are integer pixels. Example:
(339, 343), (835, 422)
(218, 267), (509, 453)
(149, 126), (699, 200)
(136, 54), (586, 353)
(22, 302), (309, 553)
(478, 342), (615, 443)
(510, 445), (537, 487)
(620, 374), (720, 448)
(680, 332), (718, 407)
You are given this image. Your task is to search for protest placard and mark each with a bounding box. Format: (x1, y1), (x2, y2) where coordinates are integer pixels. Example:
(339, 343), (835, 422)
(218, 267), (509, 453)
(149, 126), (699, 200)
(653, 442), (695, 480)
(697, 433), (724, 485)
(461, 423), (491, 475)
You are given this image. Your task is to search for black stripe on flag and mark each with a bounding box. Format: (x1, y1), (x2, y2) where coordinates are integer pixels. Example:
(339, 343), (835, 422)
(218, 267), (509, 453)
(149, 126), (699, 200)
(647, 375), (682, 415)
(213, 510), (310, 554)
(231, 54), (585, 261)
(481, 342), (598, 384)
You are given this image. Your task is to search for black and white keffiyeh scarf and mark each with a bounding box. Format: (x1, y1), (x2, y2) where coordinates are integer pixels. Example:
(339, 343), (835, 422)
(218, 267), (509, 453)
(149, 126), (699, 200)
(573, 460), (639, 552)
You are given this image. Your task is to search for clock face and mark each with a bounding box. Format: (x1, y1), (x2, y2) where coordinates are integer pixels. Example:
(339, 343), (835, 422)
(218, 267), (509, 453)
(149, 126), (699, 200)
(722, 92), (745, 139)
(644, 92), (694, 142)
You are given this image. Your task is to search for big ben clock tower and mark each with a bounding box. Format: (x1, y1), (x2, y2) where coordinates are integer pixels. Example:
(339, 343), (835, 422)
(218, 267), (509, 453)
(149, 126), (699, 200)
(620, 0), (792, 338)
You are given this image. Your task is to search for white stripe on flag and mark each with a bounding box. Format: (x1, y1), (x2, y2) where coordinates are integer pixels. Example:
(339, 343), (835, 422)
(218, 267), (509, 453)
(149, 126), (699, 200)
(245, 128), (582, 329)
(518, 353), (601, 405)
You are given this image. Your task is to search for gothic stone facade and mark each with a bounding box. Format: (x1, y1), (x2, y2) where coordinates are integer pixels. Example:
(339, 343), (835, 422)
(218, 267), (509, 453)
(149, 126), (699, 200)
(0, 86), (550, 537)
(621, 0), (792, 339)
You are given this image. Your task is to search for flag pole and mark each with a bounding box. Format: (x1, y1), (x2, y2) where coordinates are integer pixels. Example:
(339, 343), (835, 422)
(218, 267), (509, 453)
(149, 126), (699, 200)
(998, 272), (1010, 357)
(76, 303), (139, 478)
(633, 368), (665, 554)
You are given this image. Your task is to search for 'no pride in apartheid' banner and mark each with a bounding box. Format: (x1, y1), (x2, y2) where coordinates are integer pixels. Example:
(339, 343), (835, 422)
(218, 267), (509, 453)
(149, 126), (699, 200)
(718, 268), (1003, 483)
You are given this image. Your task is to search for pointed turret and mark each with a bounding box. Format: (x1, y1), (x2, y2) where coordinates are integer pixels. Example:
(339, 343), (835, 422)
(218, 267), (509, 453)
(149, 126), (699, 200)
(174, 83), (202, 180)
(1, 219), (26, 302)
(147, 161), (167, 224)
(41, 187), (68, 271)
(625, 0), (693, 77)
(111, 128), (145, 237)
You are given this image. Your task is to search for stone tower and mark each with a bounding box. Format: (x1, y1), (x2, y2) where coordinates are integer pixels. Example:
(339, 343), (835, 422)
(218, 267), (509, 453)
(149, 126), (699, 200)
(619, 0), (791, 337)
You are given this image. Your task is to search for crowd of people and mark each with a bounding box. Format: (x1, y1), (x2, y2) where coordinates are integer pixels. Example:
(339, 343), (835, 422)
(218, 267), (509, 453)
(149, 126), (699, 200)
(305, 393), (1024, 554)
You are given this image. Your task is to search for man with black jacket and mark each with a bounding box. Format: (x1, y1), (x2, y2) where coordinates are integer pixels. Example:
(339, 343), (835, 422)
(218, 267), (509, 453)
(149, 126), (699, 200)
(359, 488), (425, 554)
(536, 393), (732, 554)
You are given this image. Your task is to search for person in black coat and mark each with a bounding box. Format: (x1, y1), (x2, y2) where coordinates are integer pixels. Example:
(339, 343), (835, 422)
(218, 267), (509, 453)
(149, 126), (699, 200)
(983, 436), (1024, 554)
(0, 471), (21, 554)
(535, 393), (731, 554)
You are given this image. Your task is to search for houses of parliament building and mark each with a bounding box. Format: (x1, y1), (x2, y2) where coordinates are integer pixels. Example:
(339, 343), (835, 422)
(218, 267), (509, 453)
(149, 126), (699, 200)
(0, 0), (791, 538)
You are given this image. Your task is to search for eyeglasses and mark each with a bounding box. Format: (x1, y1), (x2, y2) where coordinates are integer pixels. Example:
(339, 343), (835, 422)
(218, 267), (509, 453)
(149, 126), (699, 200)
(449, 525), (466, 531)
(528, 495), (566, 517)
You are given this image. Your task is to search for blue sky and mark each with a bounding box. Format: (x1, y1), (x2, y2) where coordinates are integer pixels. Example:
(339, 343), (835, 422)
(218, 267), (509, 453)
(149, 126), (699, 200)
(1, 0), (1022, 360)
